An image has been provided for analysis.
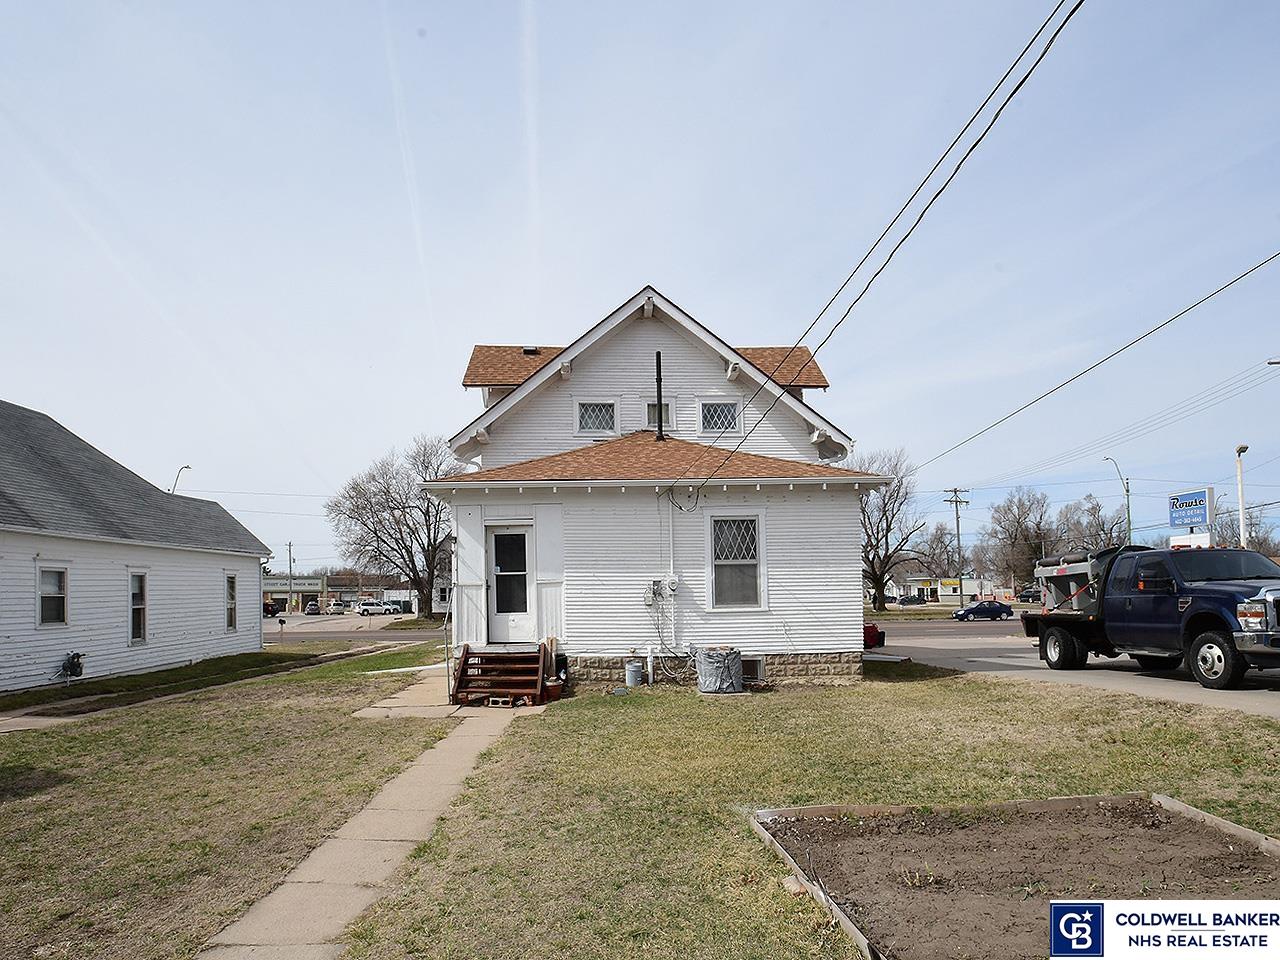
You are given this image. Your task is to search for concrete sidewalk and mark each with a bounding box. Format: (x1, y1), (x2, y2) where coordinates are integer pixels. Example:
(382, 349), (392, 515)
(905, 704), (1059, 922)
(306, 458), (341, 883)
(199, 671), (543, 959)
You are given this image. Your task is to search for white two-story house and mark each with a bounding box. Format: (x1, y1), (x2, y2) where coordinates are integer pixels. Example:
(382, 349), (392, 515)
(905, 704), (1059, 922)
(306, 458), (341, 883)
(424, 287), (886, 683)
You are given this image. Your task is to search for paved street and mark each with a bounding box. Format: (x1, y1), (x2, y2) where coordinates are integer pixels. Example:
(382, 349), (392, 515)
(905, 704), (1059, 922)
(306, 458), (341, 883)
(881, 617), (1280, 719)
(266, 612), (416, 634)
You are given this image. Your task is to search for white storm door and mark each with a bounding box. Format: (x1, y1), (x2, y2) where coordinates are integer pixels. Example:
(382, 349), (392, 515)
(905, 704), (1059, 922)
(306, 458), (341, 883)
(487, 524), (534, 643)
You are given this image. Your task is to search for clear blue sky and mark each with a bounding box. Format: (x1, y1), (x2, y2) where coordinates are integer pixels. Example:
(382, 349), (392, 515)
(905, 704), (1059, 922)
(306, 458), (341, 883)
(3, 1), (1278, 567)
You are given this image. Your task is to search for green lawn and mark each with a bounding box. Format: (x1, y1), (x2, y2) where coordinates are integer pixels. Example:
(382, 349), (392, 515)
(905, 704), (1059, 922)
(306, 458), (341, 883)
(0, 648), (453, 960)
(381, 617), (445, 631)
(347, 664), (1280, 960)
(863, 605), (955, 620)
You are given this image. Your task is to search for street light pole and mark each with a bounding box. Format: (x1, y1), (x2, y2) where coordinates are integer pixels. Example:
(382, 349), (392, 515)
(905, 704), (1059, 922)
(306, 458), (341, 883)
(169, 464), (192, 494)
(1236, 444), (1250, 549)
(1103, 457), (1132, 545)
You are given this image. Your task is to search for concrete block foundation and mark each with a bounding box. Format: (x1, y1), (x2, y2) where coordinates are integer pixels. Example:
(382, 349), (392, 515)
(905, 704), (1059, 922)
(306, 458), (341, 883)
(567, 651), (863, 685)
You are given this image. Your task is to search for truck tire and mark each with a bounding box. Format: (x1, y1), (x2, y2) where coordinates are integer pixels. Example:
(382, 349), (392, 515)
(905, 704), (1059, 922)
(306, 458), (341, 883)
(1043, 627), (1086, 670)
(1133, 654), (1182, 671)
(1187, 631), (1247, 690)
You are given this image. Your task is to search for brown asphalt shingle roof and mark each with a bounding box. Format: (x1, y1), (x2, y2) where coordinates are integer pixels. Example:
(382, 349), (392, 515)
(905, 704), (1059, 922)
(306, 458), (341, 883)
(735, 347), (829, 388)
(462, 345), (565, 387)
(438, 432), (877, 484)
(461, 344), (828, 389)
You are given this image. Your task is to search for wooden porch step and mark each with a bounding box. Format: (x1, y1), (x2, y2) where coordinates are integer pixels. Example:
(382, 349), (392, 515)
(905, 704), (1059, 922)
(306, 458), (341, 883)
(450, 642), (552, 707)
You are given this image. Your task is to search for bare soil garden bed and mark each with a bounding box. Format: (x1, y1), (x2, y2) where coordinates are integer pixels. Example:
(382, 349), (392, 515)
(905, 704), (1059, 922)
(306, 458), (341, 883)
(759, 795), (1280, 960)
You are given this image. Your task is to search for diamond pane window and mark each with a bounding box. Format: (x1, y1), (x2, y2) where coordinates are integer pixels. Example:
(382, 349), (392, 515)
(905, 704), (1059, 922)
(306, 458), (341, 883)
(712, 517), (759, 607)
(713, 518), (757, 562)
(701, 401), (738, 432)
(577, 401), (616, 433)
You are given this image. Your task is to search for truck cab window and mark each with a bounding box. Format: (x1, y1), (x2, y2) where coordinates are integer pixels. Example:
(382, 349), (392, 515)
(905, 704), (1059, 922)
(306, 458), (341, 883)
(1109, 555), (1137, 594)
(1134, 556), (1174, 591)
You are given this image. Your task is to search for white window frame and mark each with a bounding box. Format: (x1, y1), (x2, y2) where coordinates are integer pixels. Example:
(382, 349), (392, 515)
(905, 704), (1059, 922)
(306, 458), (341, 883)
(573, 397), (619, 437)
(36, 564), (70, 628)
(704, 510), (767, 612)
(644, 396), (676, 432)
(225, 574), (238, 632)
(698, 397), (742, 436)
(128, 569), (149, 646)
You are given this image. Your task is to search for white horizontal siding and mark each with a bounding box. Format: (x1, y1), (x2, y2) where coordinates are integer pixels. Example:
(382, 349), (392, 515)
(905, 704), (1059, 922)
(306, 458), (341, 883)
(447, 487), (862, 657)
(475, 316), (821, 468)
(0, 531), (262, 691)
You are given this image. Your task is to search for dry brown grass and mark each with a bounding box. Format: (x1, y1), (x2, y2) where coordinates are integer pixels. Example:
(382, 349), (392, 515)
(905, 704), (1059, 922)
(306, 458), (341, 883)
(263, 636), (435, 656)
(347, 664), (1280, 960)
(0, 650), (453, 960)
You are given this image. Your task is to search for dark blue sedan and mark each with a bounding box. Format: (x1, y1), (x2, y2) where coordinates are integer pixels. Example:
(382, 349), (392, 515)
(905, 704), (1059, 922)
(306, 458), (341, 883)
(952, 600), (1014, 621)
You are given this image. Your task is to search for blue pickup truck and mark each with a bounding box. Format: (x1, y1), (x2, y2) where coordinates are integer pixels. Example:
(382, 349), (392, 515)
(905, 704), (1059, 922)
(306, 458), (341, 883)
(1021, 545), (1280, 689)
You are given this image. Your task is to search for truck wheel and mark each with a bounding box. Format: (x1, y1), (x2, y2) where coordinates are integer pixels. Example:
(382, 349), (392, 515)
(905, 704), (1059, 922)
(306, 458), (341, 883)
(1043, 627), (1086, 670)
(1187, 631), (1247, 690)
(1133, 654), (1182, 671)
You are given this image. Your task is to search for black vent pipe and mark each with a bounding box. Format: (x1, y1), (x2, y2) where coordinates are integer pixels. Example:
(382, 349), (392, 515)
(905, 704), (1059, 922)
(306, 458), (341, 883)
(655, 351), (665, 441)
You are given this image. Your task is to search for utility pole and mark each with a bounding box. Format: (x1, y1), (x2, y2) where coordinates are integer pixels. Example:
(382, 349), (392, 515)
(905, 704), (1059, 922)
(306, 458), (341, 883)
(944, 488), (970, 606)
(287, 541), (295, 614)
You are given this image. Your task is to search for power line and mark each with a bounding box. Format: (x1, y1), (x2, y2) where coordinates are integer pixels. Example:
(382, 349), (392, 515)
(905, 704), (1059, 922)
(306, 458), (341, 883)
(673, 0), (1085, 499)
(916, 249), (1280, 472)
(921, 362), (1280, 504)
(677, 0), (1072, 475)
(226, 507), (327, 518)
(186, 487), (332, 499)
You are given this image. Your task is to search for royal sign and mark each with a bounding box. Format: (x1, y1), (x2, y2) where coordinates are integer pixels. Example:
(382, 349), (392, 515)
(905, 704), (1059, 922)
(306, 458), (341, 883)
(1168, 488), (1213, 529)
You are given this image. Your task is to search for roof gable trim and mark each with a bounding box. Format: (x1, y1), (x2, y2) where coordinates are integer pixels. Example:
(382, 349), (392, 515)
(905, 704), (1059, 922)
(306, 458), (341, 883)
(448, 286), (852, 456)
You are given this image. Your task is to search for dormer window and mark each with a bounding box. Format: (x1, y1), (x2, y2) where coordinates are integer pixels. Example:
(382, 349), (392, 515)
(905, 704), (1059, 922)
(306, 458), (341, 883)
(576, 400), (616, 435)
(700, 400), (739, 433)
(645, 401), (672, 430)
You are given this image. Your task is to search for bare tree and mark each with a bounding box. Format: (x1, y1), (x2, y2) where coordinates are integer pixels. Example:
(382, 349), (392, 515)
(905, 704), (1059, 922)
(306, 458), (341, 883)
(975, 486), (1060, 587)
(326, 435), (459, 619)
(848, 448), (925, 611)
(1211, 494), (1280, 555)
(910, 521), (961, 578)
(1055, 494), (1127, 552)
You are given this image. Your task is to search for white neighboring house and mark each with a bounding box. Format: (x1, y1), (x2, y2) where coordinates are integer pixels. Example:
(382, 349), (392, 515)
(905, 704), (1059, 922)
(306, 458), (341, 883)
(863, 578), (903, 603)
(903, 575), (1002, 605)
(0, 400), (269, 691)
(382, 584), (451, 616)
(424, 286), (889, 682)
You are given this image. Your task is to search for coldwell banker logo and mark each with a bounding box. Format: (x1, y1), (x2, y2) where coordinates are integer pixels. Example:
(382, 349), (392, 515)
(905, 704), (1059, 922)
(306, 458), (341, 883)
(1050, 902), (1104, 957)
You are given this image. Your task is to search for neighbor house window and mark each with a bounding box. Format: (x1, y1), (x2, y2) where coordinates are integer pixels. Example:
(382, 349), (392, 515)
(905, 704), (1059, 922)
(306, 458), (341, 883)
(646, 401), (672, 430)
(436, 586), (449, 603)
(576, 401), (616, 433)
(130, 572), (147, 644)
(701, 400), (739, 433)
(225, 575), (237, 631)
(39, 568), (67, 625)
(711, 517), (760, 607)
